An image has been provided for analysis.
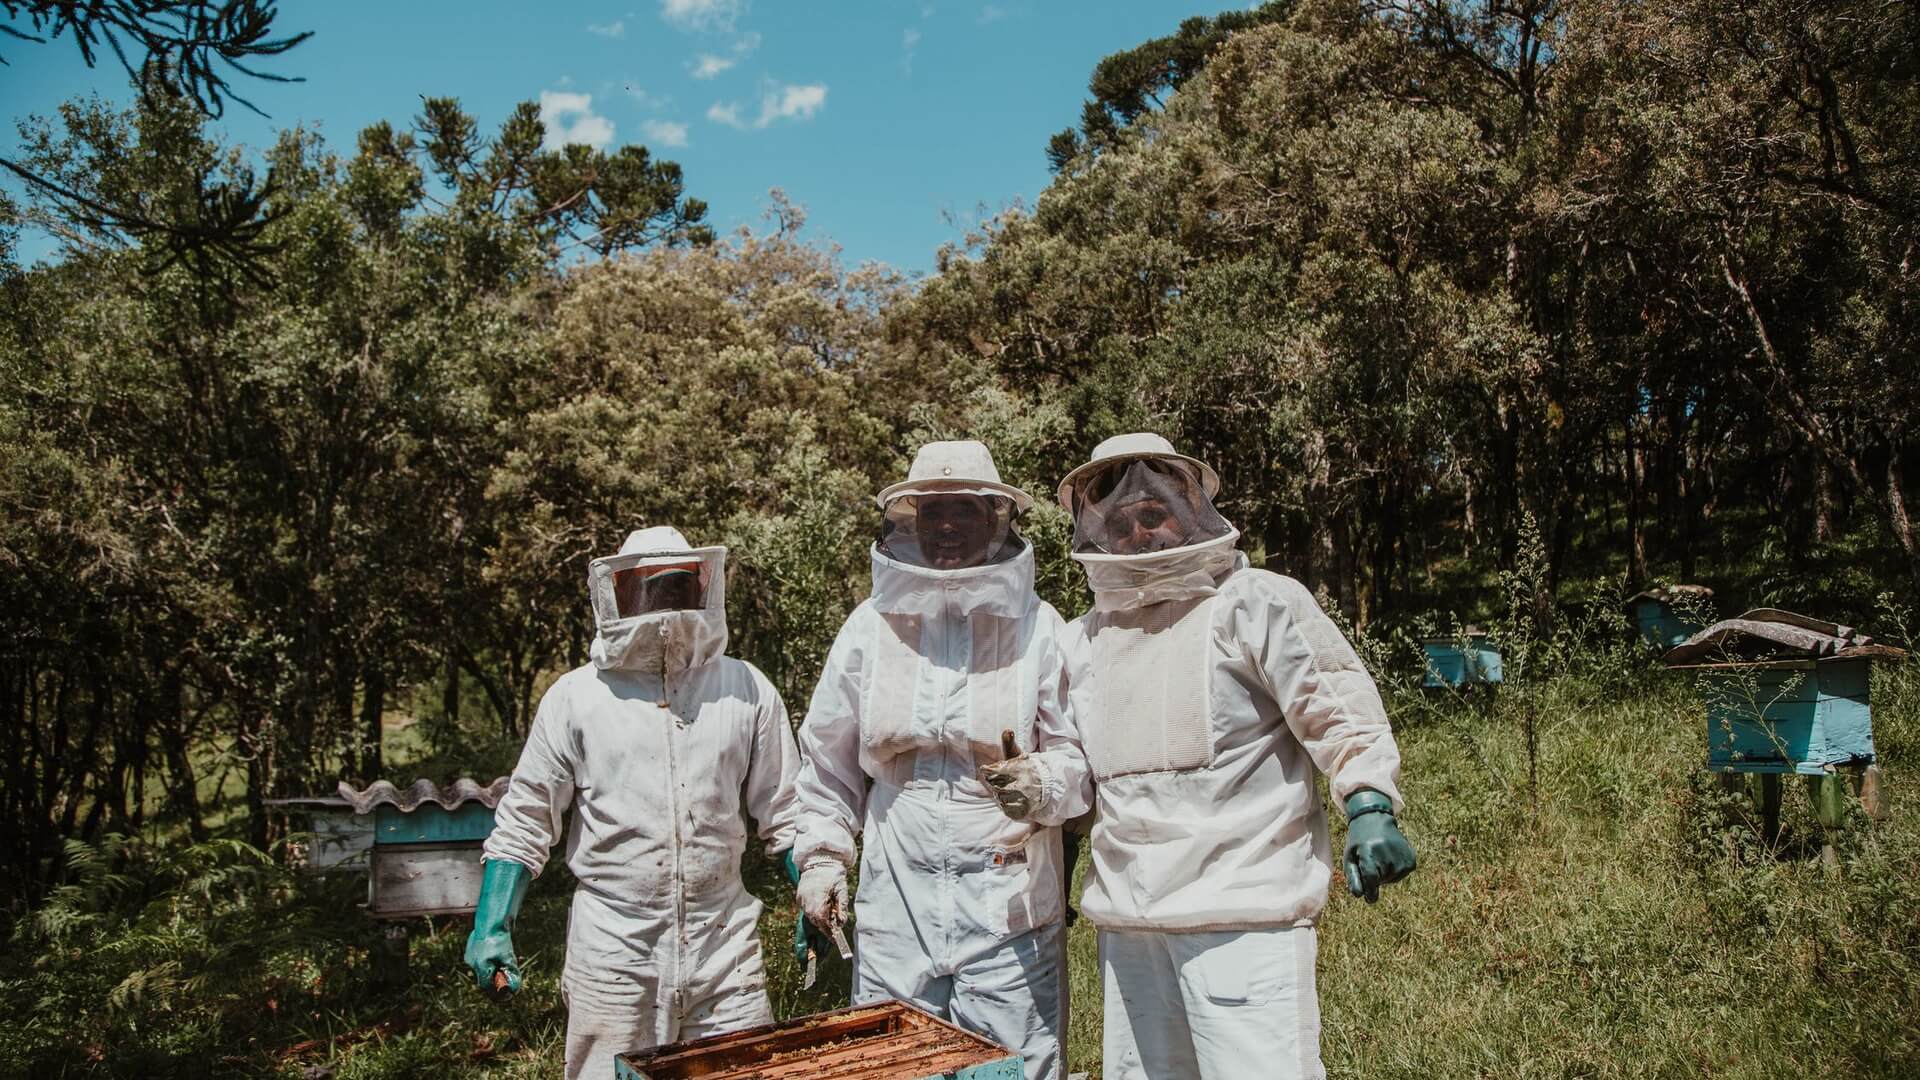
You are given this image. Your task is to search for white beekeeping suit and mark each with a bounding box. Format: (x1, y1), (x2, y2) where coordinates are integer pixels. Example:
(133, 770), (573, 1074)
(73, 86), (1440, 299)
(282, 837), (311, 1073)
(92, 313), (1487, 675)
(481, 526), (801, 1080)
(1058, 433), (1414, 1080)
(792, 440), (1092, 1080)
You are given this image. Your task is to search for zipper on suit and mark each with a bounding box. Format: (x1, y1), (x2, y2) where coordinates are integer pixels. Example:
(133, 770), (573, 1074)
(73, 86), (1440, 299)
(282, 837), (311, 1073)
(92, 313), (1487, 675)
(659, 621), (688, 1036)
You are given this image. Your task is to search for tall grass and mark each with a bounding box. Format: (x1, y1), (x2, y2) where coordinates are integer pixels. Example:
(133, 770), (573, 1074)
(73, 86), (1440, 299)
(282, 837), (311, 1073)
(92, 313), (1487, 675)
(8, 652), (1917, 1077)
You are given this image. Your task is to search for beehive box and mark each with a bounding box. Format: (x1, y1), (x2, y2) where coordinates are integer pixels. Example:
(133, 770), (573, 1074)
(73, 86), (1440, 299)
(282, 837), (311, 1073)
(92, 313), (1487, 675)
(615, 1001), (1023, 1079)
(359, 782), (503, 918)
(1665, 610), (1904, 776)
(1694, 659), (1874, 775)
(267, 778), (508, 918)
(1421, 630), (1503, 690)
(1623, 585), (1713, 650)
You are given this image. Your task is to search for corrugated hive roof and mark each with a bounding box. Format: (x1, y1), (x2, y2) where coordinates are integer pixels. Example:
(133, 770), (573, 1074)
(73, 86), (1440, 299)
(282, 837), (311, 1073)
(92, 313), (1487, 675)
(335, 777), (511, 814)
(1664, 608), (1906, 667)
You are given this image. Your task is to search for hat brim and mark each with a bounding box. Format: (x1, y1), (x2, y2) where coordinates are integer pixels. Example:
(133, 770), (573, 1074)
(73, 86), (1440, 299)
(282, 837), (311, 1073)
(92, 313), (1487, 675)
(876, 477), (1035, 514)
(1056, 450), (1221, 511)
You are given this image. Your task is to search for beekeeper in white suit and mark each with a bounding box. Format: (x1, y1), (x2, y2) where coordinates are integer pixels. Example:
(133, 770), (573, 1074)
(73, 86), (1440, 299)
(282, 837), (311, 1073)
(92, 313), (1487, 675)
(1057, 433), (1417, 1080)
(792, 440), (1092, 1080)
(466, 525), (803, 1080)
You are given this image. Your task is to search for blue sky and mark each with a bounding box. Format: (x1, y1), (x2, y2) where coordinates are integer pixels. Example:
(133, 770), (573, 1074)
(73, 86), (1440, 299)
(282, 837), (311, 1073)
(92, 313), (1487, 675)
(2, 1), (1233, 276)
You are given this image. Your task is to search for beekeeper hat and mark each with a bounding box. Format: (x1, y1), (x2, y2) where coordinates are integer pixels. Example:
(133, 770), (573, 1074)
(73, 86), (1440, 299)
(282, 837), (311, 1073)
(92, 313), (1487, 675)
(1056, 432), (1220, 511)
(876, 440), (1034, 514)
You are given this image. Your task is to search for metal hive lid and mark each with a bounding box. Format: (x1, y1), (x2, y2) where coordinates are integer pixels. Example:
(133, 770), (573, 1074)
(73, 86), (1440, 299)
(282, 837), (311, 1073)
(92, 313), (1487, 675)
(335, 776), (511, 814)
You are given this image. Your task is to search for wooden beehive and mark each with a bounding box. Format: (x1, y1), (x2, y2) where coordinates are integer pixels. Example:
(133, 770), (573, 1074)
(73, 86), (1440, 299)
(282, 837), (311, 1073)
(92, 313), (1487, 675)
(268, 778), (507, 918)
(1665, 610), (1903, 777)
(1623, 585), (1713, 650)
(1421, 628), (1503, 690)
(1692, 658), (1876, 775)
(614, 1001), (1024, 1080)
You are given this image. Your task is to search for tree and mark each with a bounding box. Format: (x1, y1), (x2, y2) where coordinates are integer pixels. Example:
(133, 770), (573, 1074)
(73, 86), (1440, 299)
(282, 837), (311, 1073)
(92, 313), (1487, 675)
(2, 1), (310, 282)
(0, 85), (715, 873)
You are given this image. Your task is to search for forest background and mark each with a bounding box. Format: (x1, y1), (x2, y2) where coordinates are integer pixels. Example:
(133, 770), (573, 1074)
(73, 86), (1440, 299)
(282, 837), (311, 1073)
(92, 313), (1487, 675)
(2, 1), (1918, 1076)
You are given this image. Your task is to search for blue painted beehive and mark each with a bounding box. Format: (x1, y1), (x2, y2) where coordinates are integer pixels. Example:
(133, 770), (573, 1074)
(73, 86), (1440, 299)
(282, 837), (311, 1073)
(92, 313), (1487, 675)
(350, 777), (507, 918)
(270, 777), (508, 918)
(1665, 610), (1903, 777)
(1695, 659), (1874, 774)
(1421, 628), (1504, 690)
(1623, 585), (1713, 650)
(617, 1000), (1023, 1079)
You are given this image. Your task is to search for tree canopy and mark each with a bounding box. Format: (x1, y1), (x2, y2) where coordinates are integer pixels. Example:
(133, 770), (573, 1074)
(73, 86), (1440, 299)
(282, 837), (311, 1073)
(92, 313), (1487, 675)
(2, 0), (1916, 902)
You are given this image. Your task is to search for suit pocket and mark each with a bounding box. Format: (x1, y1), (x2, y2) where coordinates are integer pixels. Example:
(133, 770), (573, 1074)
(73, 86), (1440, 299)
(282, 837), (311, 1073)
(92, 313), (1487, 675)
(1189, 931), (1289, 1007)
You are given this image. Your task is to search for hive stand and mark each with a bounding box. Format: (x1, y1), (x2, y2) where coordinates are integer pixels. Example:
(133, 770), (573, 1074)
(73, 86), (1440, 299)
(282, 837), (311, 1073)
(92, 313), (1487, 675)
(1665, 611), (1901, 863)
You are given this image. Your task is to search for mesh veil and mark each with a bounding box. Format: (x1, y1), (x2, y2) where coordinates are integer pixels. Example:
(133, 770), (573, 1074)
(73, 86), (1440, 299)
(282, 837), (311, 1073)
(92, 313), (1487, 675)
(1065, 458), (1233, 555)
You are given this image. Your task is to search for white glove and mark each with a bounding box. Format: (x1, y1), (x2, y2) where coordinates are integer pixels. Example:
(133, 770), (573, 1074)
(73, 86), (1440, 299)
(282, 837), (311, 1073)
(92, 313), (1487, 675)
(798, 862), (849, 929)
(979, 756), (1047, 821)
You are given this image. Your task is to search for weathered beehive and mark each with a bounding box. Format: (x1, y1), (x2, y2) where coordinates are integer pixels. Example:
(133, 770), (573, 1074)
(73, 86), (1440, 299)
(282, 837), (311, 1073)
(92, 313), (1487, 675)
(615, 1001), (1023, 1080)
(1665, 610), (1901, 776)
(1421, 628), (1503, 691)
(1665, 610), (1901, 834)
(269, 777), (508, 918)
(1623, 584), (1713, 650)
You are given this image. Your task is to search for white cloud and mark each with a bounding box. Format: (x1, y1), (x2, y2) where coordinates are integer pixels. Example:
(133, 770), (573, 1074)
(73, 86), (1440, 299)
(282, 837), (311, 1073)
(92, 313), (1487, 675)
(538, 90), (615, 150)
(979, 4), (1010, 23)
(902, 28), (921, 75)
(660, 0), (742, 31)
(625, 84), (672, 110)
(756, 83), (826, 126)
(708, 83), (827, 131)
(692, 31), (759, 77)
(641, 119), (690, 147)
(587, 19), (625, 37)
(691, 53), (735, 79)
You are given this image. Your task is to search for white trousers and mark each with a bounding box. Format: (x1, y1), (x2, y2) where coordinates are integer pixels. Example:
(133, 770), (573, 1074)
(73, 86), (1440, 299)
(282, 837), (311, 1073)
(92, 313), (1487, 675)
(856, 918), (1068, 1080)
(1100, 926), (1324, 1080)
(563, 977), (770, 1080)
(560, 890), (774, 1080)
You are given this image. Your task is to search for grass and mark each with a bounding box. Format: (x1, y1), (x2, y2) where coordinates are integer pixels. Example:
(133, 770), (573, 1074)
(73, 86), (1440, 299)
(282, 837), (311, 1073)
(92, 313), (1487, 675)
(6, 652), (1917, 1078)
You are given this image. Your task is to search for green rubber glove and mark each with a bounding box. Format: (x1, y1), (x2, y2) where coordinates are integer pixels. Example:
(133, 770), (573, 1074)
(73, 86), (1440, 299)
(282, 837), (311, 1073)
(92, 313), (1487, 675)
(783, 850), (834, 970)
(465, 858), (530, 1001)
(1343, 789), (1416, 903)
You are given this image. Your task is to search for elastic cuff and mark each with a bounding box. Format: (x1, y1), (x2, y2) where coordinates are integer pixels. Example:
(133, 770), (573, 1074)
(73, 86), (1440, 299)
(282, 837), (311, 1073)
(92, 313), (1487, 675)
(1032, 755), (1062, 818)
(801, 853), (849, 874)
(481, 853), (543, 878)
(1344, 789), (1396, 821)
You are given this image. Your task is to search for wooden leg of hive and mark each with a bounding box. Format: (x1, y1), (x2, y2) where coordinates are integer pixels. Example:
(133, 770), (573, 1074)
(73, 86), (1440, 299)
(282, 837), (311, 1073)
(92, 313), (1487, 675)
(1859, 764), (1888, 821)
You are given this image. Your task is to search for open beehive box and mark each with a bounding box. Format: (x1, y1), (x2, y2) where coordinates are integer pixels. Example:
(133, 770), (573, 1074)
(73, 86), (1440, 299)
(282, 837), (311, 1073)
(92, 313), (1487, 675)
(614, 1000), (1023, 1080)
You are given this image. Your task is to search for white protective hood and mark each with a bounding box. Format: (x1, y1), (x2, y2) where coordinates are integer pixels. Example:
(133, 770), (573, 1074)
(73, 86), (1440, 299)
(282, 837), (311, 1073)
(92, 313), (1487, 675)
(868, 537), (1039, 620)
(586, 527), (730, 673)
(1072, 528), (1245, 612)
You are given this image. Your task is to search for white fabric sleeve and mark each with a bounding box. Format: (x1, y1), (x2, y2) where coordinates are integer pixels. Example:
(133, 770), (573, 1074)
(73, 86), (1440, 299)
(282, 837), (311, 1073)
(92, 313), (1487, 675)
(1250, 573), (1405, 812)
(480, 686), (577, 876)
(743, 665), (802, 856)
(1026, 606), (1094, 827)
(792, 613), (869, 871)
